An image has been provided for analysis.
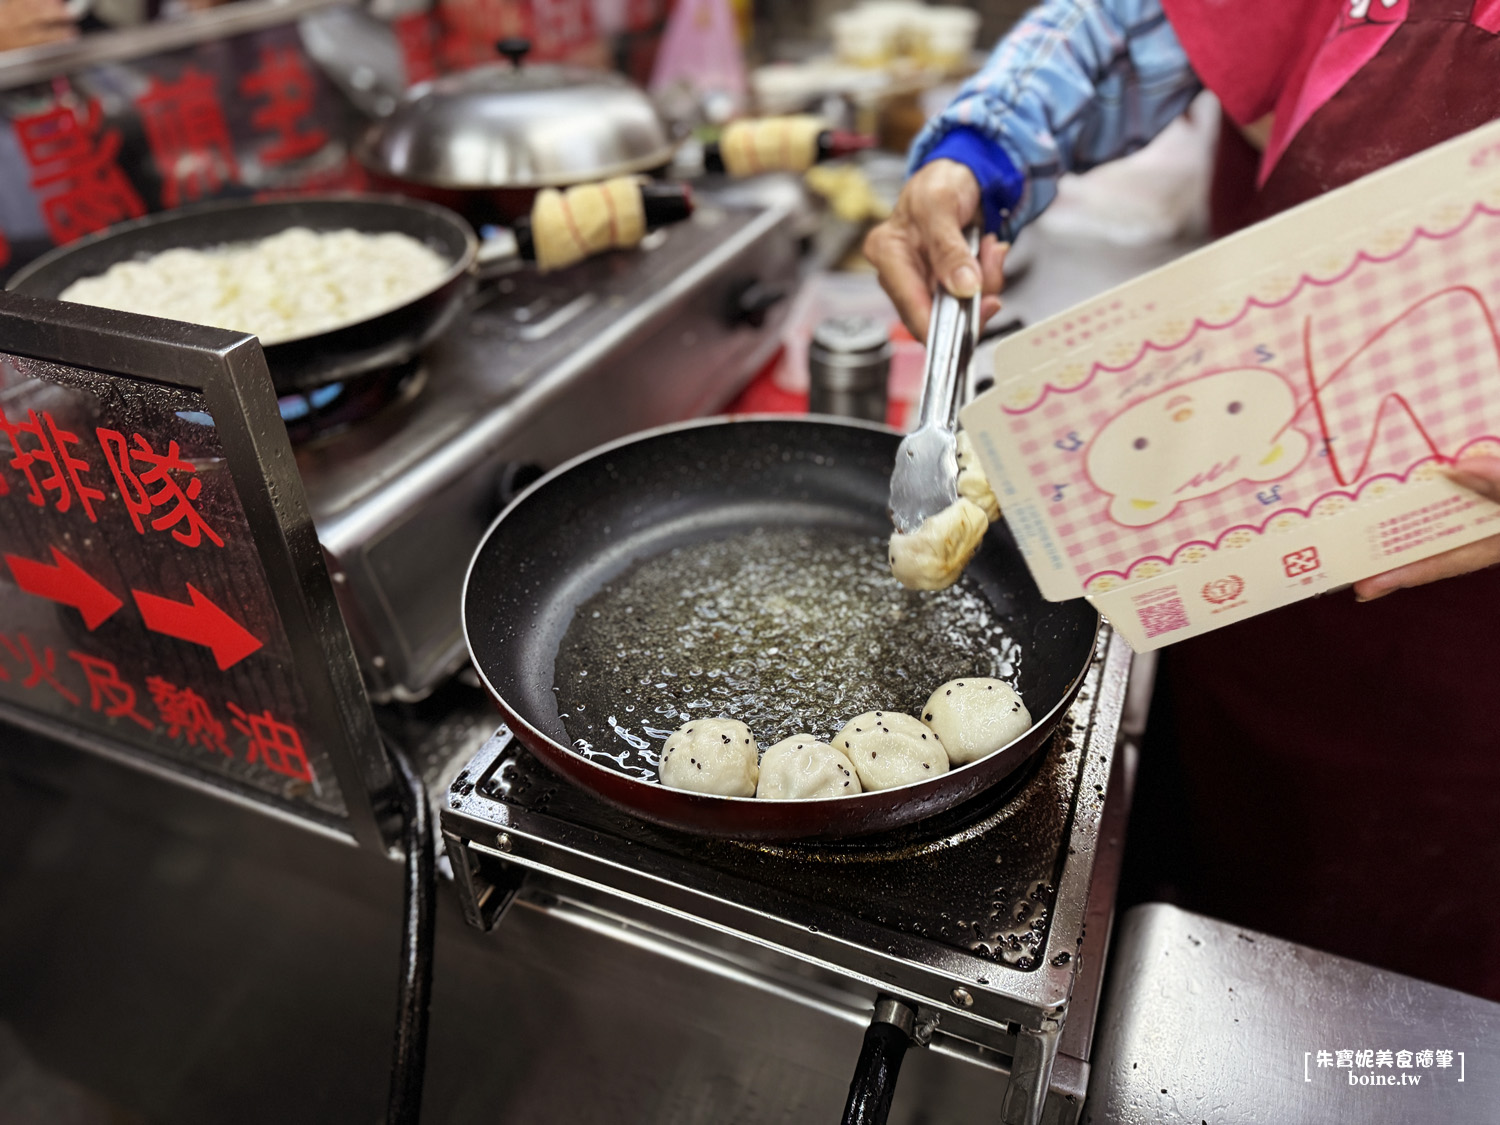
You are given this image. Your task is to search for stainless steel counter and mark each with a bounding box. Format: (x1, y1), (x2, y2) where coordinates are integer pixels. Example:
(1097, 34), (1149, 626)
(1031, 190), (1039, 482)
(1087, 903), (1500, 1124)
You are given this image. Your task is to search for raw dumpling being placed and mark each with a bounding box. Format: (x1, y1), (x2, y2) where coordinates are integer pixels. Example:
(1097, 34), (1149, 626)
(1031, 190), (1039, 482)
(921, 678), (1032, 765)
(955, 430), (1001, 522)
(832, 711), (948, 791)
(756, 736), (862, 799)
(659, 718), (759, 796)
(888, 497), (989, 591)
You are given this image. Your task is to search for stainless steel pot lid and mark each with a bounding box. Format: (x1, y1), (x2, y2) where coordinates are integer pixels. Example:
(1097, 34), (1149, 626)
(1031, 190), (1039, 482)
(357, 37), (678, 190)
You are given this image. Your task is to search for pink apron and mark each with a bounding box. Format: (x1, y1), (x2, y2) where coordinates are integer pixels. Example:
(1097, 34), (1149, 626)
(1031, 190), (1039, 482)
(1144, 0), (1500, 1000)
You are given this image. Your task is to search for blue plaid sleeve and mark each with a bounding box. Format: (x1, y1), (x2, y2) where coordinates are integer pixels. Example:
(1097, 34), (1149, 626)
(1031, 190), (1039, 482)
(910, 0), (1202, 238)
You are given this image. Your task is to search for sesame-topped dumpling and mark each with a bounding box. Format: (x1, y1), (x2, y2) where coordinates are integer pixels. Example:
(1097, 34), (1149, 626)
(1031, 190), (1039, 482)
(756, 736), (862, 799)
(659, 718), (759, 796)
(921, 678), (1031, 765)
(832, 711), (948, 791)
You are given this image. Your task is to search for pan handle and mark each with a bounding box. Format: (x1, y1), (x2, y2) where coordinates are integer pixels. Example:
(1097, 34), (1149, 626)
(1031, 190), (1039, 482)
(840, 997), (917, 1125)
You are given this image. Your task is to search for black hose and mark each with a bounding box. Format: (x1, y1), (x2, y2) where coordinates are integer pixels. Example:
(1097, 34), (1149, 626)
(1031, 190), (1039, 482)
(841, 998), (916, 1125)
(385, 741), (435, 1125)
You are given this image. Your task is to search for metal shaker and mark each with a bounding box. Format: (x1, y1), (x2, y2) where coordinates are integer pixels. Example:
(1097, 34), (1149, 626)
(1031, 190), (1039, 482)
(807, 316), (893, 423)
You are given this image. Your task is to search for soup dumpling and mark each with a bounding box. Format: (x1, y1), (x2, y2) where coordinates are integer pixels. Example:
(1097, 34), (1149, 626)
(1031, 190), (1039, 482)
(659, 718), (759, 796)
(832, 711), (948, 791)
(756, 736), (861, 799)
(921, 678), (1031, 765)
(956, 430), (1001, 522)
(888, 498), (988, 591)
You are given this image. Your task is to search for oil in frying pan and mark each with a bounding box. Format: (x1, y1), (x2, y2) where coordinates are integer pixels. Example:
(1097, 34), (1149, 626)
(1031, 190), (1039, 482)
(553, 527), (1021, 781)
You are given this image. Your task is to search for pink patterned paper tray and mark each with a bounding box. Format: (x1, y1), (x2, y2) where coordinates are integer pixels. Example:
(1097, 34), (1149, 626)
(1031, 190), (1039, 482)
(961, 118), (1500, 651)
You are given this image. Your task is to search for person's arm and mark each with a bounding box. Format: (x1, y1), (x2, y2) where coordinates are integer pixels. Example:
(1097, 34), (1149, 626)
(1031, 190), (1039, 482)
(866, 0), (1203, 338)
(914, 0), (1201, 239)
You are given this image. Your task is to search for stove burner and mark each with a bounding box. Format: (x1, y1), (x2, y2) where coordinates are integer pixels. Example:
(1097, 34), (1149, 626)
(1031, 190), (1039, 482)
(278, 359), (425, 444)
(476, 713), (1085, 970)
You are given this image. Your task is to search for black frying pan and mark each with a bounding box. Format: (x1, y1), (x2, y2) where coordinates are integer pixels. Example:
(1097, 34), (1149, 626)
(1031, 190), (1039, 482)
(6, 194), (478, 393)
(463, 416), (1099, 842)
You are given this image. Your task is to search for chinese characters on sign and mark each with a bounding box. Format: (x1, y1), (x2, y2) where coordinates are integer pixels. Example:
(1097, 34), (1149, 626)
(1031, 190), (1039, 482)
(0, 25), (357, 281)
(0, 406), (105, 519)
(135, 67), (240, 209)
(239, 47), (329, 168)
(97, 428), (225, 548)
(0, 350), (343, 814)
(0, 637), (312, 781)
(1, 406), (227, 551)
(11, 99), (145, 249)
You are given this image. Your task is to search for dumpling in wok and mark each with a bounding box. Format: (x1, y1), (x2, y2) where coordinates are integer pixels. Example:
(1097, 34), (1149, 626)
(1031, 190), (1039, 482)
(888, 498), (988, 591)
(921, 678), (1032, 765)
(832, 711), (948, 791)
(955, 430), (1001, 522)
(756, 736), (861, 799)
(659, 718), (759, 796)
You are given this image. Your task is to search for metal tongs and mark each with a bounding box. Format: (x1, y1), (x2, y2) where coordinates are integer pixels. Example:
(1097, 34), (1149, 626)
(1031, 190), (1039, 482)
(888, 227), (983, 533)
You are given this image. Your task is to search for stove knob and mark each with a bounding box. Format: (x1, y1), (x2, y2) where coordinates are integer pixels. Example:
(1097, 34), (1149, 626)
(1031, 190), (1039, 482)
(727, 279), (787, 329)
(496, 37), (531, 67)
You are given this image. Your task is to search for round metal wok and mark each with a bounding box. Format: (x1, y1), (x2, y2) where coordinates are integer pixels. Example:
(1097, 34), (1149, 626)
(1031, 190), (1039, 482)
(463, 416), (1099, 842)
(6, 194), (478, 393)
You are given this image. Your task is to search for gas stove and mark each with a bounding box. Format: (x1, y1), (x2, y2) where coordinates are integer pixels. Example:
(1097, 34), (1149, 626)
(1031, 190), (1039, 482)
(292, 198), (800, 702)
(440, 628), (1133, 1125)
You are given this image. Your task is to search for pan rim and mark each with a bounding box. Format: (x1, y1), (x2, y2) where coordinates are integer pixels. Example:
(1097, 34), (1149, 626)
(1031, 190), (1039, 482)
(461, 414), (1100, 812)
(4, 192), (479, 348)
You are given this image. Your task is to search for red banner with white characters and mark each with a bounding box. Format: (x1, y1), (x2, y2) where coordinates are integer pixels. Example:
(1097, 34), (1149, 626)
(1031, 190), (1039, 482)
(0, 2), (676, 280)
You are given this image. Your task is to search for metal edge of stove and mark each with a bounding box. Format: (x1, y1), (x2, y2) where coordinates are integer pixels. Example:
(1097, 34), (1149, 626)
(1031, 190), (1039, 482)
(0, 0), (348, 91)
(500, 882), (1090, 1118)
(440, 630), (1130, 1106)
(472, 871), (1091, 1121)
(1056, 682), (1134, 1069)
(313, 202), (800, 703)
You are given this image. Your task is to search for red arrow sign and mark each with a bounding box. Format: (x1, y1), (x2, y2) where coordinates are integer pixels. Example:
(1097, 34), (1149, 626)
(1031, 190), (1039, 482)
(4, 547), (123, 630)
(133, 583), (263, 670)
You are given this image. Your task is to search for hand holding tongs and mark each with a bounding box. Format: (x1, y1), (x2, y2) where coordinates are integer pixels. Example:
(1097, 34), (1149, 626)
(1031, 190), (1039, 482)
(888, 227), (983, 533)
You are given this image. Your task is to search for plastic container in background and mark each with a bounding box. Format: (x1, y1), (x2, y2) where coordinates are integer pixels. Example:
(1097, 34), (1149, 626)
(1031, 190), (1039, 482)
(830, 8), (895, 67)
(751, 61), (886, 117)
(830, 0), (937, 67)
(914, 6), (979, 73)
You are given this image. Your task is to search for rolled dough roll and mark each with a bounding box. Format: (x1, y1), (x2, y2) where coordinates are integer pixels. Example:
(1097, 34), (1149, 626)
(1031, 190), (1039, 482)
(719, 115), (824, 177)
